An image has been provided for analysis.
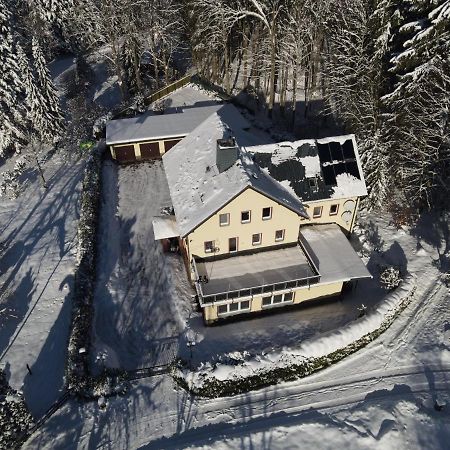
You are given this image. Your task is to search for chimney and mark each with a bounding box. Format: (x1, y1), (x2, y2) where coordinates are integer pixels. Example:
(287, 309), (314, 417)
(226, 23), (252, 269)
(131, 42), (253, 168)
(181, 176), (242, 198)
(216, 137), (238, 173)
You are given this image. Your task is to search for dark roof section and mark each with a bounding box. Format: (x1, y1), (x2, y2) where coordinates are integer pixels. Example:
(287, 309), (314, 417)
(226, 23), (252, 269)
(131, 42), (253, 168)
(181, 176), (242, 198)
(249, 135), (367, 202)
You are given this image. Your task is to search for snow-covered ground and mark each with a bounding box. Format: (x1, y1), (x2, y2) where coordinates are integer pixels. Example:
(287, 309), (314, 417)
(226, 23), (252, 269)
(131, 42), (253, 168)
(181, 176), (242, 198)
(0, 155), (83, 418)
(91, 160), (192, 372)
(2, 64), (449, 448)
(22, 205), (450, 449)
(91, 159), (395, 374)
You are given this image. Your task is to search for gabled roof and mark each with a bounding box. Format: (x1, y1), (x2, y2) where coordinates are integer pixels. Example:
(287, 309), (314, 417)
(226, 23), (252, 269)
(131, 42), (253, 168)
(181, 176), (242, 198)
(106, 103), (224, 145)
(163, 104), (308, 237)
(248, 135), (368, 202)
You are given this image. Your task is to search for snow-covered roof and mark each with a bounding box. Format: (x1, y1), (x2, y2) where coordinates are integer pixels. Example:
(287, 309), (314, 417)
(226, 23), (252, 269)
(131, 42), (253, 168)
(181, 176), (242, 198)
(163, 104), (308, 237)
(247, 135), (368, 202)
(152, 216), (180, 240)
(299, 224), (371, 284)
(106, 103), (224, 145)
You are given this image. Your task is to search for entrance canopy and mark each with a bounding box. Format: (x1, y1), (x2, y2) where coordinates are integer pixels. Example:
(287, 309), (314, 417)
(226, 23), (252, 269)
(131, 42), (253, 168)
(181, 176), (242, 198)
(152, 216), (180, 240)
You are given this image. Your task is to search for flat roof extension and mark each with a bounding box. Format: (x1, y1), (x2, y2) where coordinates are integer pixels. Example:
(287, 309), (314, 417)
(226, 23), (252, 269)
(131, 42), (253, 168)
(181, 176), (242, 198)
(299, 223), (371, 284)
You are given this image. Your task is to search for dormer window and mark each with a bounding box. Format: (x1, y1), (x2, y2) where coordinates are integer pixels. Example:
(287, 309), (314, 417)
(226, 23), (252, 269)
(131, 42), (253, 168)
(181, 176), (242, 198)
(308, 178), (318, 191)
(313, 206), (322, 218)
(329, 204), (339, 216)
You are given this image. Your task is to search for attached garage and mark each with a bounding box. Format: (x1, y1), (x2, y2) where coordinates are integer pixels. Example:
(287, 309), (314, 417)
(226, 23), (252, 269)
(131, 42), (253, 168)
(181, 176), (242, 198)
(105, 104), (227, 164)
(163, 138), (182, 153)
(140, 142), (160, 159)
(113, 145), (137, 163)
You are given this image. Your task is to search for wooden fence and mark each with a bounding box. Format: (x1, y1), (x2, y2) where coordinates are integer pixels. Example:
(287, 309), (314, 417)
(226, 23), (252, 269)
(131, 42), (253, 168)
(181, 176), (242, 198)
(143, 73), (193, 105)
(113, 74), (195, 119)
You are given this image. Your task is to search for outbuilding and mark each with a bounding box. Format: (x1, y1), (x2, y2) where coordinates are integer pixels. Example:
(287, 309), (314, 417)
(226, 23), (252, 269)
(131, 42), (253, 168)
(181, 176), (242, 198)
(106, 104), (224, 163)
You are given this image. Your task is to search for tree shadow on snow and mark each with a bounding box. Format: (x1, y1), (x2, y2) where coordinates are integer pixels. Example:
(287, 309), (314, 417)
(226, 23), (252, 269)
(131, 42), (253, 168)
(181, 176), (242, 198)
(21, 282), (74, 418)
(410, 211), (450, 273)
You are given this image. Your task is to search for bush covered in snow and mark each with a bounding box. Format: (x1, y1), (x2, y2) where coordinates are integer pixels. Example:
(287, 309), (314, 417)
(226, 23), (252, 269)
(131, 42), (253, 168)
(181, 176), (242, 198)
(64, 143), (129, 398)
(92, 113), (113, 139)
(0, 368), (34, 450)
(151, 98), (172, 114)
(380, 266), (403, 290)
(66, 142), (103, 394)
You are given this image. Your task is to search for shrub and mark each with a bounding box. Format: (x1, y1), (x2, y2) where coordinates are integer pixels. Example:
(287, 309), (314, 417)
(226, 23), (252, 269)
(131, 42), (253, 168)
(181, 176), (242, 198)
(0, 369), (34, 449)
(65, 143), (103, 394)
(380, 266), (403, 290)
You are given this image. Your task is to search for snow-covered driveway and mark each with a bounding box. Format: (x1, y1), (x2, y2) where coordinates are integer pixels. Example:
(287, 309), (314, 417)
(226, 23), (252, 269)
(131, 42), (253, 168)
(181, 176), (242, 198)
(0, 157), (83, 418)
(92, 160), (193, 372)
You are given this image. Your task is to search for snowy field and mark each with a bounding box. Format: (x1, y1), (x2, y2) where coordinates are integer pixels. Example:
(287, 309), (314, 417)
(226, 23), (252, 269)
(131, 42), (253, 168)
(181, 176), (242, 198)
(0, 155), (83, 418)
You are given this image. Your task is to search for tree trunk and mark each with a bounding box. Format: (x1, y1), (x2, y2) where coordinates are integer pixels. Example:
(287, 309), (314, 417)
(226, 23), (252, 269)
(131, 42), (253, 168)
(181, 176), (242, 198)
(268, 21), (277, 118)
(30, 142), (47, 189)
(242, 30), (248, 89)
(280, 62), (288, 117)
(291, 62), (298, 130)
(252, 27), (261, 91)
(111, 40), (127, 100)
(224, 42), (231, 94)
(131, 41), (143, 93)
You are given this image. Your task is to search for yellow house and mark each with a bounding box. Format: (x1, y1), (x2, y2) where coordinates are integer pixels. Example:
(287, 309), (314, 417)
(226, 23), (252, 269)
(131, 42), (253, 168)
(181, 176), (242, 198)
(154, 104), (371, 324)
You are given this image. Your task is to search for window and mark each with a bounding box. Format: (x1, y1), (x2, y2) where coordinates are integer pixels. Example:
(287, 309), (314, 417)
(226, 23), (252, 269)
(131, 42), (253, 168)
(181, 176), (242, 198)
(204, 240), (215, 253)
(262, 207), (272, 220)
(329, 204), (339, 216)
(217, 300), (251, 316)
(241, 300), (250, 309)
(308, 178), (317, 190)
(313, 206), (322, 218)
(261, 292), (295, 308)
(229, 237), (238, 252)
(275, 229), (285, 242)
(229, 302), (239, 312)
(252, 233), (262, 246)
(273, 294), (283, 304)
(219, 213), (230, 226)
(241, 210), (251, 223)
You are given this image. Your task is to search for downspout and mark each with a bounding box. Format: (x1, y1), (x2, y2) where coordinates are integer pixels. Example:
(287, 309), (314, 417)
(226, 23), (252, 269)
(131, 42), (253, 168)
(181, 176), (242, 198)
(349, 197), (360, 234)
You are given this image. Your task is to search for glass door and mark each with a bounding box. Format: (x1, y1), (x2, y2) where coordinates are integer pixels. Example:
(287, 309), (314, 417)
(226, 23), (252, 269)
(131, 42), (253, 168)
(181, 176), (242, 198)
(229, 237), (238, 253)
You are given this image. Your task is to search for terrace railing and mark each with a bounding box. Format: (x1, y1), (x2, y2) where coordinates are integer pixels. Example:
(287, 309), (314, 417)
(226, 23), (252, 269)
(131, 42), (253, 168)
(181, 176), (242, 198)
(191, 257), (321, 307)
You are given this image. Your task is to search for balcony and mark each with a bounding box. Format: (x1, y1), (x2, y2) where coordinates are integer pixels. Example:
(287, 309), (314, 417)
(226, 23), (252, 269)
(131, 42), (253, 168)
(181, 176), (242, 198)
(192, 244), (320, 306)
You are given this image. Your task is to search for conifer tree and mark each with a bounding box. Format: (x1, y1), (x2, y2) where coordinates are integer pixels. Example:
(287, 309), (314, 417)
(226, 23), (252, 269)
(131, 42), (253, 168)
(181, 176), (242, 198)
(31, 36), (65, 143)
(383, 0), (450, 207)
(0, 0), (27, 156)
